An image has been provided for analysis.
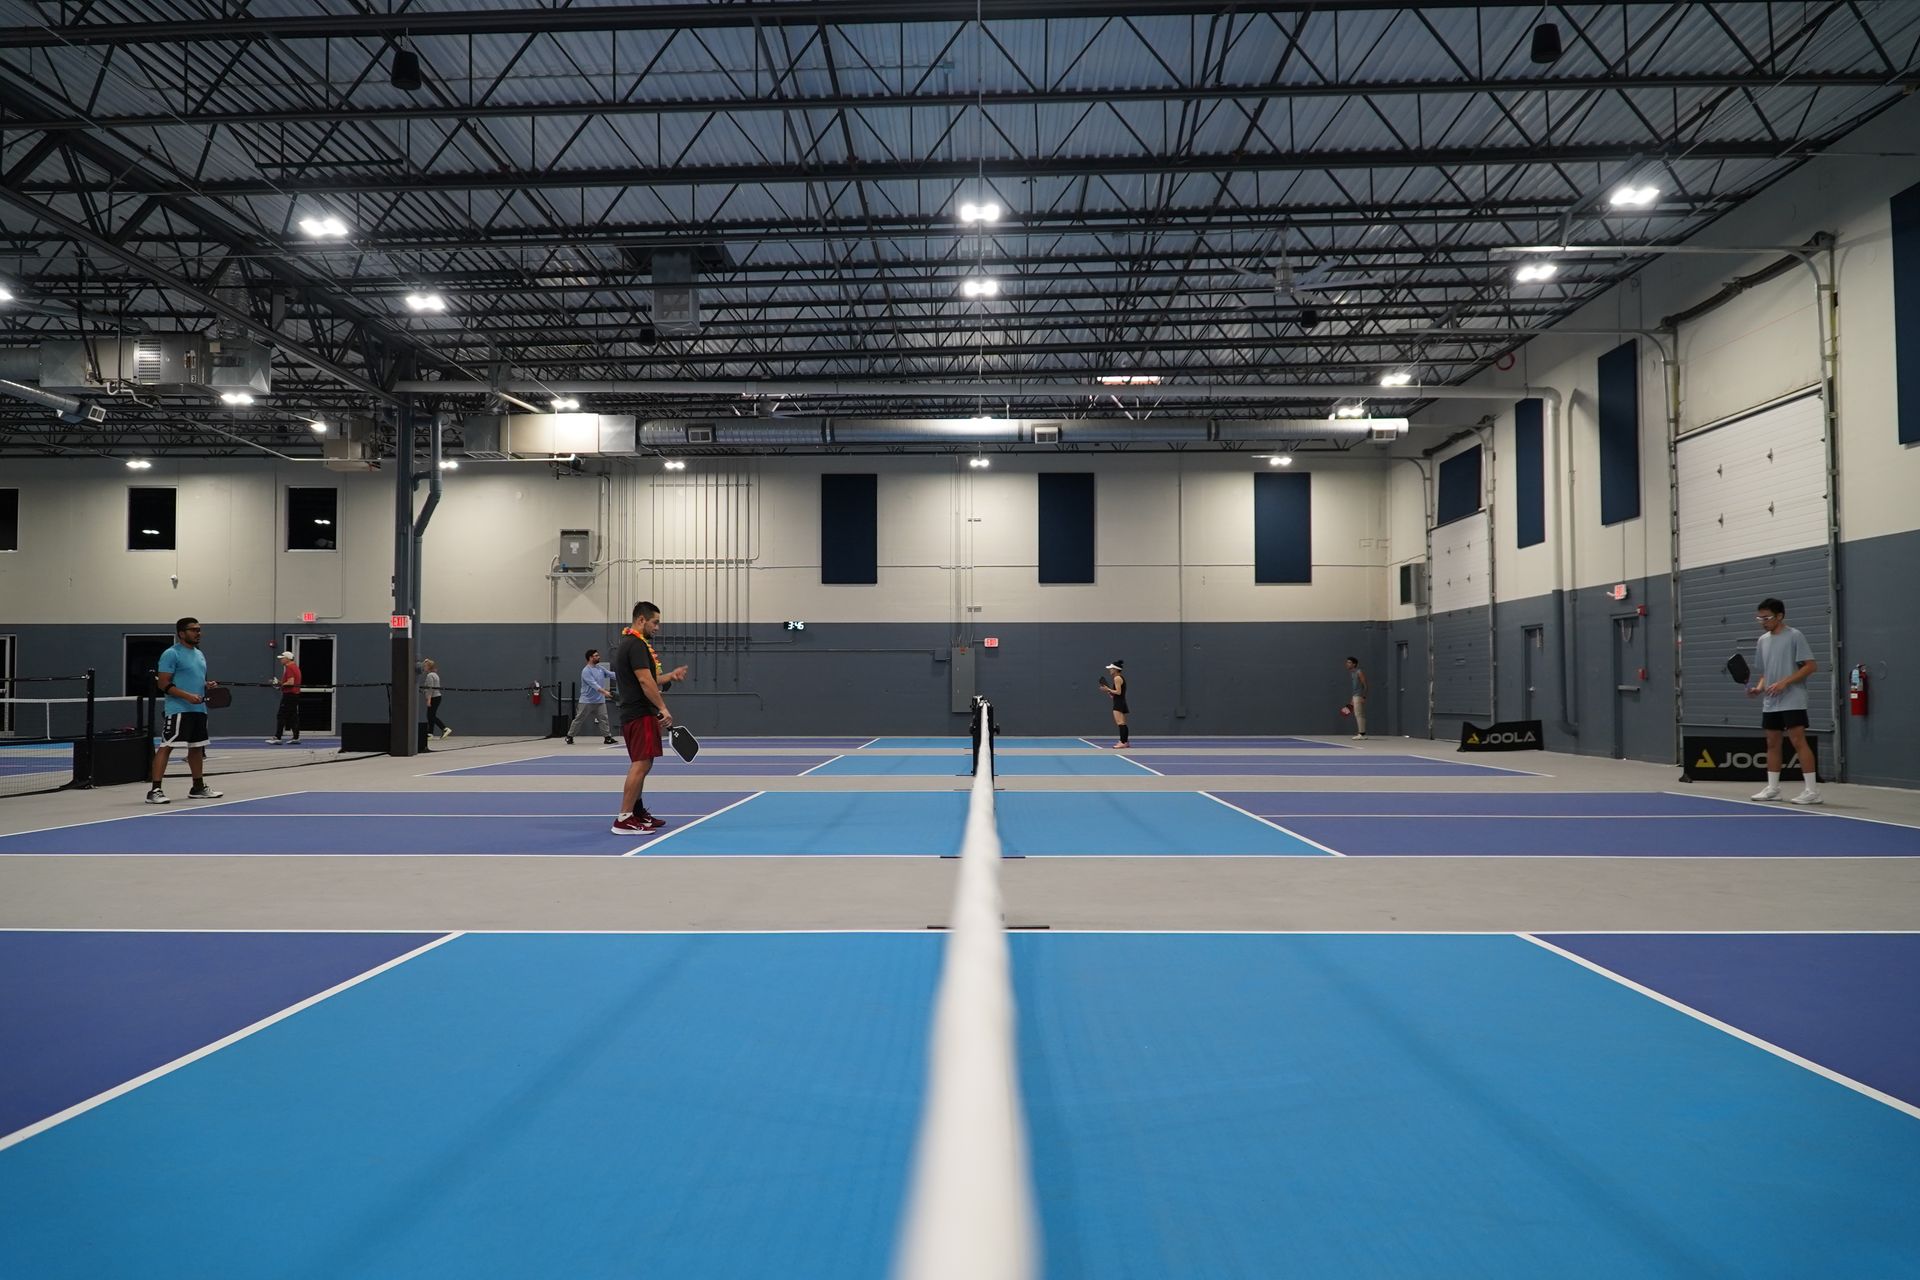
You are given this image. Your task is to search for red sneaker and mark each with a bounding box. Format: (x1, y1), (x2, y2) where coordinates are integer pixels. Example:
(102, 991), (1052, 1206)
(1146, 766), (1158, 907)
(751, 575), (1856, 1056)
(638, 812), (667, 831)
(611, 813), (648, 835)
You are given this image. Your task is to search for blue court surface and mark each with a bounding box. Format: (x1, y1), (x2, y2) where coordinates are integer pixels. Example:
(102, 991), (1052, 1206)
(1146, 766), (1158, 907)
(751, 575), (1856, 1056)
(1136, 753), (1537, 776)
(1213, 791), (1920, 857)
(0, 793), (751, 856)
(809, 752), (1149, 777)
(5, 930), (1917, 1276)
(1125, 736), (1353, 749)
(638, 792), (1328, 856)
(436, 753), (833, 777)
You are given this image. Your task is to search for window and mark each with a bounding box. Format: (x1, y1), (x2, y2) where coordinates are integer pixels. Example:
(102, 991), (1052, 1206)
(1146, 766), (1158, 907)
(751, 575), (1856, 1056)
(1436, 445), (1482, 527)
(1037, 472), (1096, 584)
(0, 488), (16, 552)
(819, 473), (878, 584)
(1894, 178), (1920, 445)
(128, 487), (176, 551)
(1253, 471), (1312, 584)
(1598, 340), (1641, 525)
(1514, 399), (1546, 548)
(287, 487), (339, 551)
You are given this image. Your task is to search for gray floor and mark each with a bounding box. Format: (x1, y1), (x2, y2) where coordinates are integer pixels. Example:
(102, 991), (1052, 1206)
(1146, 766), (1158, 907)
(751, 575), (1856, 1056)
(5, 736), (1919, 935)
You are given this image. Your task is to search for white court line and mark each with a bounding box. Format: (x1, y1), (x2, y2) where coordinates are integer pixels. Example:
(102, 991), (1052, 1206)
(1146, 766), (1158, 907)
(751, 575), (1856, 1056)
(854, 737), (880, 749)
(1211, 812), (1791, 821)
(189, 810), (723, 820)
(1114, 753), (1163, 776)
(1519, 933), (1920, 1121)
(0, 789), (311, 840)
(1198, 791), (1348, 857)
(0, 932), (464, 1152)
(795, 756), (844, 777)
(7, 926), (1918, 936)
(1664, 791), (1920, 833)
(622, 791), (765, 856)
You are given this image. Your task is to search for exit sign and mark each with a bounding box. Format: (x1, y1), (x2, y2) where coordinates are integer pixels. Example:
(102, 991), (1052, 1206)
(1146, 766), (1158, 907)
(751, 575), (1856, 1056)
(983, 637), (999, 648)
(301, 612), (317, 623)
(389, 615), (412, 633)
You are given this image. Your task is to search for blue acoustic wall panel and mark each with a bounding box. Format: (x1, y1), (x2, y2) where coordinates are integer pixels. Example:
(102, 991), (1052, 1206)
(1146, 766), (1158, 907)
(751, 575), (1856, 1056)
(1253, 471), (1312, 584)
(1895, 179), (1920, 445)
(1038, 472), (1097, 584)
(1598, 340), (1641, 525)
(1514, 398), (1546, 548)
(820, 473), (878, 584)
(1436, 445), (1482, 528)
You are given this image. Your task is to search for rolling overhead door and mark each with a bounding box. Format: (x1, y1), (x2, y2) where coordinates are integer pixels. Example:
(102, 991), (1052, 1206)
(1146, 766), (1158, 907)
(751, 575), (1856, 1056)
(1430, 511), (1493, 727)
(1676, 392), (1834, 743)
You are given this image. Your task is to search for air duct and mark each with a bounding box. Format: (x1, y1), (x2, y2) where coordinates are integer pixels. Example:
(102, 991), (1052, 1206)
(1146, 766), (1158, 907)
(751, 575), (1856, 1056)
(460, 413), (640, 458)
(637, 416), (1402, 449)
(0, 377), (105, 423)
(0, 334), (272, 395)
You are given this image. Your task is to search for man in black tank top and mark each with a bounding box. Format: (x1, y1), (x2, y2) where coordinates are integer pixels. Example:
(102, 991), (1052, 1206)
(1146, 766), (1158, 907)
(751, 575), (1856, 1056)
(1100, 660), (1130, 748)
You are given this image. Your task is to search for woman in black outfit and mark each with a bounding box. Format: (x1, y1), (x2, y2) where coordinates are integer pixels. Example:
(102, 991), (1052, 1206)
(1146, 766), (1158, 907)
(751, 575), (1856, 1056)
(1100, 660), (1130, 748)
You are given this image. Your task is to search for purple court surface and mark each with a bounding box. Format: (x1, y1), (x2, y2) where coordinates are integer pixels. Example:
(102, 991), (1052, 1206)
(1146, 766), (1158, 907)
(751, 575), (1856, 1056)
(1134, 753), (1536, 777)
(1121, 736), (1353, 750)
(432, 754), (833, 777)
(1542, 932), (1920, 1108)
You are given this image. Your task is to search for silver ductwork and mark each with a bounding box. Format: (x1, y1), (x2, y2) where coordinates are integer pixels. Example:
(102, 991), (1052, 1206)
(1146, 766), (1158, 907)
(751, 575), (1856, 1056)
(639, 416), (1392, 448)
(0, 378), (106, 423)
(459, 414), (639, 459)
(0, 334), (273, 395)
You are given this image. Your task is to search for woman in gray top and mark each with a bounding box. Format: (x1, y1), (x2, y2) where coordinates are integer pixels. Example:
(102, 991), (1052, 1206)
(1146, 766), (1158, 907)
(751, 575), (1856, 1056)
(421, 658), (451, 739)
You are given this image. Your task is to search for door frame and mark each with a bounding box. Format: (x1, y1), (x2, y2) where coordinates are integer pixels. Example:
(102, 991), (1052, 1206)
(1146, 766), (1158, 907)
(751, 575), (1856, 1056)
(284, 632), (338, 735)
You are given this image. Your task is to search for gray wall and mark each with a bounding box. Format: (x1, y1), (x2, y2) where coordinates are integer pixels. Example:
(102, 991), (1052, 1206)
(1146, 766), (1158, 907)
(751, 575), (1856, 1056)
(1837, 528), (1920, 788)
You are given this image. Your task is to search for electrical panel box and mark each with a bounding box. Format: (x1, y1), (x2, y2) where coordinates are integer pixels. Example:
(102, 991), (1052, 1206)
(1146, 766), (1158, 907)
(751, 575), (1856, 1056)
(557, 528), (595, 574)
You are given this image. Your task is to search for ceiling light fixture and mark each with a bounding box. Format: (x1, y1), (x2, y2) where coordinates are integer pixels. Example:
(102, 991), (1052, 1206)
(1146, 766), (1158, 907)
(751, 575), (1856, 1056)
(0, 287), (13, 303)
(125, 459), (152, 470)
(1514, 262), (1560, 283)
(968, 455), (991, 469)
(961, 277), (1000, 298)
(1609, 184), (1661, 208)
(404, 292), (447, 312)
(313, 519), (333, 526)
(309, 420), (329, 434)
(663, 458), (687, 471)
(439, 458), (460, 471)
(297, 215), (350, 238)
(219, 391), (254, 406)
(551, 397), (581, 411)
(1379, 371), (1414, 388)
(957, 201), (1003, 224)
(1334, 404), (1367, 419)
(1097, 374), (1162, 385)
(391, 47), (423, 92)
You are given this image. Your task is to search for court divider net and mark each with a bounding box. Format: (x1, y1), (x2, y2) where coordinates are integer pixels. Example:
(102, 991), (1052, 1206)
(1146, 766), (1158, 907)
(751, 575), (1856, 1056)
(892, 700), (1039, 1280)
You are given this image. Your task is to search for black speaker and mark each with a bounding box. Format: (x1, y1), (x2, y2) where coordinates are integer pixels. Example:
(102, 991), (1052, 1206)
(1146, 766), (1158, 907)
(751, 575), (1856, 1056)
(391, 48), (423, 91)
(1529, 23), (1563, 65)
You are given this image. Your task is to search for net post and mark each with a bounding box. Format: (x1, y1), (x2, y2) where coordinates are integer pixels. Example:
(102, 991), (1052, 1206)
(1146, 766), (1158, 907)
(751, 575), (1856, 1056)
(79, 668), (96, 789)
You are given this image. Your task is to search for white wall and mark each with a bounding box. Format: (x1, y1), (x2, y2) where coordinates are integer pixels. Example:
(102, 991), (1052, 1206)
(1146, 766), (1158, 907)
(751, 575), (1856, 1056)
(1396, 89), (1920, 603)
(1, 452), (1401, 627)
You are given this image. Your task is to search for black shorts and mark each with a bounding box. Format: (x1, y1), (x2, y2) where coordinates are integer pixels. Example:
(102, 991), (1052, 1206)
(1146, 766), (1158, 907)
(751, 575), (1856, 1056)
(1761, 709), (1810, 731)
(1110, 699), (1130, 715)
(161, 711), (210, 748)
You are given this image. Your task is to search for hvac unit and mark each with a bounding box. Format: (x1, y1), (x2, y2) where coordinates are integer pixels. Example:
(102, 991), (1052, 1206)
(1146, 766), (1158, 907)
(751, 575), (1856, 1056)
(1033, 425), (1062, 444)
(1368, 425), (1401, 444)
(323, 415), (381, 471)
(41, 335), (205, 392)
(687, 424), (716, 445)
(203, 338), (274, 395)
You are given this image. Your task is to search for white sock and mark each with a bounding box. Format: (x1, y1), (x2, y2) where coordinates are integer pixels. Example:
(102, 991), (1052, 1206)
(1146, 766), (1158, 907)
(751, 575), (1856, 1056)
(1767, 772), (1781, 787)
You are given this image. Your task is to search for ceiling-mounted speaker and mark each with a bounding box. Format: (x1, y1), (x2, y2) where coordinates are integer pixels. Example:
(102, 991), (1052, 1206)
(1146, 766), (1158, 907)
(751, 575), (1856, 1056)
(1299, 307), (1321, 331)
(391, 49), (423, 91)
(1529, 22), (1563, 65)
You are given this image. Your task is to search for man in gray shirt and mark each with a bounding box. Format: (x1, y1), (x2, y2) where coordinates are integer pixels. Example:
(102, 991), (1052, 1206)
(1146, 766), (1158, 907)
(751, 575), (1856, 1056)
(1746, 596), (1820, 804)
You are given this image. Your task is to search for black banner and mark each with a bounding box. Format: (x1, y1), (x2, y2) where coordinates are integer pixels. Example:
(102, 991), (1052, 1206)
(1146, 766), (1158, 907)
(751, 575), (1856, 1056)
(1458, 720), (1544, 751)
(1682, 734), (1815, 782)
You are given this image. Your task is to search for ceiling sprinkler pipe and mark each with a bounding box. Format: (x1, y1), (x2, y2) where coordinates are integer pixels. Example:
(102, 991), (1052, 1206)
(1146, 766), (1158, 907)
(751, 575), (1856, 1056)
(396, 378), (1554, 404)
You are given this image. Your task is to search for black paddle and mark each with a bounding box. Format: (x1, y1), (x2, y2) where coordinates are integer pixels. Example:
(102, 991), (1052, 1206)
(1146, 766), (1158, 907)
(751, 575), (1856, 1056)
(1726, 654), (1751, 685)
(669, 723), (700, 762)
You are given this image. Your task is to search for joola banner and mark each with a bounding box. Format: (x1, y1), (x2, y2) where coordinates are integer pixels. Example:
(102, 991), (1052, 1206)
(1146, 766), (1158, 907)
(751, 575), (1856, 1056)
(1683, 734), (1815, 782)
(1458, 720), (1544, 751)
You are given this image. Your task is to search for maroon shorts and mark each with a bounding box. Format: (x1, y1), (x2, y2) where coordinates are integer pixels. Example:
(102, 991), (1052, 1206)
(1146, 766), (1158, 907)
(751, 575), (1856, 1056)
(621, 715), (663, 761)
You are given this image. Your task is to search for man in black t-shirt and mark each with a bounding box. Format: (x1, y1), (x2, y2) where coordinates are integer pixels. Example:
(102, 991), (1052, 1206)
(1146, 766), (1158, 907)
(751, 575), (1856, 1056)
(610, 601), (688, 835)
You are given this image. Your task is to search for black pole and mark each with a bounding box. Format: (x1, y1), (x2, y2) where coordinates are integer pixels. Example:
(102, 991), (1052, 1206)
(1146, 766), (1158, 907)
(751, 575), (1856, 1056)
(79, 667), (96, 789)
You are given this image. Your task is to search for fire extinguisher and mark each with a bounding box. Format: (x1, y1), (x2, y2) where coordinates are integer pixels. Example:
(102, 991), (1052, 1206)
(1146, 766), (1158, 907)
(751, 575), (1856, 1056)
(530, 681), (543, 707)
(1849, 665), (1867, 717)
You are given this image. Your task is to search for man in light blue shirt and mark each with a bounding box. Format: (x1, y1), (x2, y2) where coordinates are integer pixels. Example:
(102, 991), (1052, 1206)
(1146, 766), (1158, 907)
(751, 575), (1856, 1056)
(147, 616), (224, 805)
(565, 647), (615, 745)
(1746, 596), (1820, 805)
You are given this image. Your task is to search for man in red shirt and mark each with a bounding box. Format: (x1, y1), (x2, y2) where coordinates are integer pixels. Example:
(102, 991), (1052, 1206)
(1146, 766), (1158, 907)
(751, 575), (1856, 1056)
(267, 650), (303, 744)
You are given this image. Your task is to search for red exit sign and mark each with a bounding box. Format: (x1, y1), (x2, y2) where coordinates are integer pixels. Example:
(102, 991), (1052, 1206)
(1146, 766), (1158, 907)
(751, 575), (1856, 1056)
(983, 637), (999, 648)
(301, 612), (317, 623)
(390, 615), (412, 632)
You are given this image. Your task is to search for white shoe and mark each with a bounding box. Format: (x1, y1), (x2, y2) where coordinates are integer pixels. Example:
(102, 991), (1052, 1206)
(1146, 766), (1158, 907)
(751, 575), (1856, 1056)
(1352, 734), (1364, 740)
(264, 737), (282, 744)
(1789, 790), (1824, 806)
(144, 787), (170, 805)
(1751, 786), (1782, 801)
(441, 727), (454, 739)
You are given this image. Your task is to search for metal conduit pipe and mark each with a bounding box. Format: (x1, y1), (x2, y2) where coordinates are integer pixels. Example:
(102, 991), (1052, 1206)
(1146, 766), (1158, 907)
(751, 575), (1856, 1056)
(401, 378), (1552, 403)
(0, 377), (98, 423)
